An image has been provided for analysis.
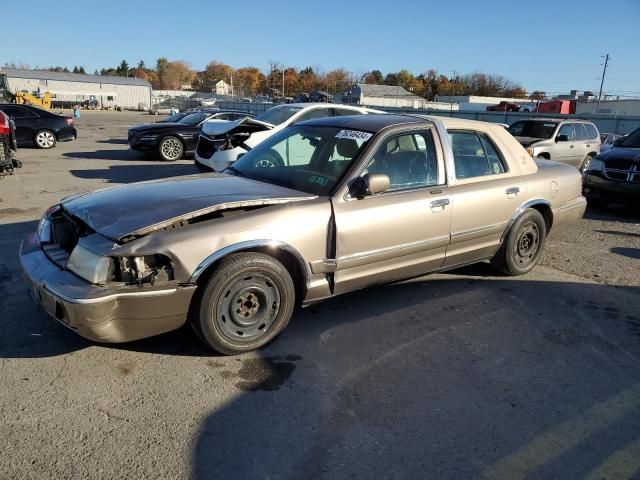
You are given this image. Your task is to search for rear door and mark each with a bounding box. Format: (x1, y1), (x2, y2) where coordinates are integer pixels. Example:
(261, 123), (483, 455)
(443, 129), (525, 267)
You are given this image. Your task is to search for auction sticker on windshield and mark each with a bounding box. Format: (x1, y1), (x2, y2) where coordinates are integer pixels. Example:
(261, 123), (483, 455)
(335, 130), (373, 141)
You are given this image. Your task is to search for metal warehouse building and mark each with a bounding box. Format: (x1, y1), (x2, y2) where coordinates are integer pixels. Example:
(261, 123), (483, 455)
(0, 68), (152, 110)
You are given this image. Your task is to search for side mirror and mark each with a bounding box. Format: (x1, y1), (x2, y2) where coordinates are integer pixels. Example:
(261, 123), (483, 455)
(351, 173), (390, 197)
(556, 134), (570, 142)
(613, 138), (623, 147)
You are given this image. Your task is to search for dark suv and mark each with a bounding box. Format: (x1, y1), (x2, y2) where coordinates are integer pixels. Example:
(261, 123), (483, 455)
(0, 104), (76, 149)
(583, 126), (640, 207)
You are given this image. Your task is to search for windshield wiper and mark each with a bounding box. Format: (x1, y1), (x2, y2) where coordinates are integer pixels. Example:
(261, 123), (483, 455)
(224, 165), (245, 177)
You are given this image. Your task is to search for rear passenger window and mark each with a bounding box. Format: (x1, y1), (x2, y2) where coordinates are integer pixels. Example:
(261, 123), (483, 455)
(449, 130), (507, 179)
(574, 123), (588, 140)
(333, 108), (363, 116)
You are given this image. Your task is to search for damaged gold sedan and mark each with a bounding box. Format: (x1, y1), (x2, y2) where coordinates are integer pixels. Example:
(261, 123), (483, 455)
(20, 115), (586, 354)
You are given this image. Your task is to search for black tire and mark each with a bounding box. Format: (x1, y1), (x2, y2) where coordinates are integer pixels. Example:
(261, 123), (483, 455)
(251, 149), (284, 168)
(158, 136), (184, 161)
(34, 129), (56, 149)
(194, 252), (295, 355)
(491, 208), (546, 276)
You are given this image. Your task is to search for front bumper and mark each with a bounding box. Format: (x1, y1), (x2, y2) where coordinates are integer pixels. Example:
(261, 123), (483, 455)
(20, 232), (196, 343)
(128, 135), (158, 152)
(583, 172), (640, 204)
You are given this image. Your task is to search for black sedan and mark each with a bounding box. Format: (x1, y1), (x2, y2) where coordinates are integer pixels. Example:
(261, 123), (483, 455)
(128, 110), (254, 161)
(583, 127), (640, 207)
(0, 104), (77, 149)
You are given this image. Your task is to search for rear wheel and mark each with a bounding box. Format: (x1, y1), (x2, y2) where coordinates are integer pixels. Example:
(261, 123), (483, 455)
(491, 209), (546, 276)
(251, 149), (284, 168)
(158, 136), (184, 161)
(34, 130), (56, 149)
(194, 252), (295, 355)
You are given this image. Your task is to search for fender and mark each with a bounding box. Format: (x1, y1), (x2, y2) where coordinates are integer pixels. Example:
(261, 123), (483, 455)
(189, 239), (309, 286)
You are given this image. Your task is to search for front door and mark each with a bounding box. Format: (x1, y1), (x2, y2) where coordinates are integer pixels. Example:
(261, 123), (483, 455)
(332, 128), (451, 295)
(554, 123), (577, 165)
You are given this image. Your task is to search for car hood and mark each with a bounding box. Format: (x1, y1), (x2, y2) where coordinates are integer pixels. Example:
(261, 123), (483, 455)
(596, 146), (640, 161)
(514, 136), (548, 147)
(62, 174), (315, 242)
(201, 117), (274, 137)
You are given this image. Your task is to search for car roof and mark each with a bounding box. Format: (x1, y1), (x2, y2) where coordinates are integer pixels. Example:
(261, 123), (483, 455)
(296, 114), (426, 132)
(518, 117), (595, 124)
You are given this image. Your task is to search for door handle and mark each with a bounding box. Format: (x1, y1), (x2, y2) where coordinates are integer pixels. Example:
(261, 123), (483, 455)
(430, 198), (450, 208)
(586, 144), (590, 147)
(505, 187), (520, 196)
(570, 145), (574, 148)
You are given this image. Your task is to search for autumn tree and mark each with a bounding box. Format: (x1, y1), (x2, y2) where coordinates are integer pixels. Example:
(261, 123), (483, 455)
(298, 67), (318, 93)
(234, 67), (266, 96)
(363, 70), (384, 84)
(324, 68), (351, 93)
(530, 90), (546, 100)
(162, 61), (195, 90)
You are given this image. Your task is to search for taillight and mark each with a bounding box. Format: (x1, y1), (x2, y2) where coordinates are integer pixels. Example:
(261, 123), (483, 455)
(0, 114), (9, 135)
(65, 117), (73, 125)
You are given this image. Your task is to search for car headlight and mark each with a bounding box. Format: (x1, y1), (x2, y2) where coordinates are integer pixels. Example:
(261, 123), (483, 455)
(113, 254), (174, 285)
(526, 147), (535, 157)
(37, 204), (61, 243)
(585, 157), (604, 172)
(67, 242), (113, 284)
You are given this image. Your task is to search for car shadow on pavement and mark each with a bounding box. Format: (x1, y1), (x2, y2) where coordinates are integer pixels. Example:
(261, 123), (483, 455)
(188, 277), (640, 480)
(611, 247), (640, 260)
(63, 150), (143, 161)
(96, 139), (129, 145)
(585, 205), (640, 223)
(70, 164), (199, 183)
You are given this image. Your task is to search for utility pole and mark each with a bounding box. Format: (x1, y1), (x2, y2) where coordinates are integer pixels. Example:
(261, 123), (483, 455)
(596, 54), (609, 115)
(282, 68), (285, 98)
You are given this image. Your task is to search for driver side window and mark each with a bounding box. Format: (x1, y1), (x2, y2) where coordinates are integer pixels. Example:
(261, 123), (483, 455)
(364, 130), (438, 191)
(294, 108), (331, 123)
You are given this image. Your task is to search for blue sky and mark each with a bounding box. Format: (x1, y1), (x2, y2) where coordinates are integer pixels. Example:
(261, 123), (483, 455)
(3, 0), (639, 96)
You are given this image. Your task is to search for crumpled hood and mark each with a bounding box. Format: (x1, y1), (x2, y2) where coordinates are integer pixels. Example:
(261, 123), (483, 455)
(62, 173), (315, 241)
(515, 136), (546, 147)
(201, 117), (274, 137)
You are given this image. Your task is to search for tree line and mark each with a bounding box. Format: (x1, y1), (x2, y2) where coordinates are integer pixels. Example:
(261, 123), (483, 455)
(3, 60), (541, 100)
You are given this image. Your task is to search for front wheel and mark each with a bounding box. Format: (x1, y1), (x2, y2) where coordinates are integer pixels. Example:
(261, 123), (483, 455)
(491, 209), (546, 276)
(194, 252), (295, 355)
(158, 136), (184, 161)
(34, 130), (56, 149)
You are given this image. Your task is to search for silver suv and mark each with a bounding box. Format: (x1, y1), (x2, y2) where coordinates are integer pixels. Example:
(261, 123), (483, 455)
(508, 119), (601, 171)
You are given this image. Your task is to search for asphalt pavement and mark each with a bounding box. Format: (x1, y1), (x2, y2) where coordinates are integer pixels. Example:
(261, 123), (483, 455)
(1, 112), (639, 480)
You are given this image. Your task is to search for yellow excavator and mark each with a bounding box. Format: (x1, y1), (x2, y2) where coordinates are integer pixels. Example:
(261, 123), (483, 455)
(14, 90), (52, 109)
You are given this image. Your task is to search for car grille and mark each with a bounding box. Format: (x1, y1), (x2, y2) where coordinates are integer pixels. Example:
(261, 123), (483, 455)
(603, 159), (639, 183)
(128, 130), (138, 142)
(196, 135), (223, 159)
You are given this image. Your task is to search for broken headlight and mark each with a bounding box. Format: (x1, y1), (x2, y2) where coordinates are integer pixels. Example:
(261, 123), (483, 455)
(67, 243), (113, 284)
(113, 255), (174, 286)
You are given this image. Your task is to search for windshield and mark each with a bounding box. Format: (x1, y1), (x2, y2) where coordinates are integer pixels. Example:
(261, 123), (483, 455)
(159, 112), (188, 123)
(178, 112), (210, 125)
(620, 128), (640, 148)
(226, 125), (373, 195)
(255, 106), (302, 126)
(508, 121), (557, 139)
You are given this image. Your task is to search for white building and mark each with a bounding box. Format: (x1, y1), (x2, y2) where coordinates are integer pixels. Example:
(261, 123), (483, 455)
(214, 80), (231, 96)
(436, 95), (537, 112)
(338, 83), (452, 109)
(0, 68), (152, 110)
(576, 99), (640, 117)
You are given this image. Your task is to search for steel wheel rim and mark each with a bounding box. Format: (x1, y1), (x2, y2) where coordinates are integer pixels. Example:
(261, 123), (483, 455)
(37, 131), (54, 148)
(161, 138), (181, 159)
(514, 221), (540, 266)
(254, 158), (277, 168)
(215, 272), (281, 342)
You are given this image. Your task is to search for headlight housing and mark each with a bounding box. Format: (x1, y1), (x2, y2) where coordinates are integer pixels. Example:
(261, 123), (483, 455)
(585, 157), (604, 172)
(526, 147), (535, 157)
(67, 242), (113, 284)
(37, 204), (61, 243)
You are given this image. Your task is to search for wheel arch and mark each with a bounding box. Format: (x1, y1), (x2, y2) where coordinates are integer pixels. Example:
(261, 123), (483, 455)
(502, 199), (553, 242)
(34, 128), (58, 141)
(536, 152), (550, 160)
(189, 240), (309, 301)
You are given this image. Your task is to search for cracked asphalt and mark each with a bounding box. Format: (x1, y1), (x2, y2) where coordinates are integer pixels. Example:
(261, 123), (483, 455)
(1, 112), (639, 479)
